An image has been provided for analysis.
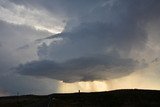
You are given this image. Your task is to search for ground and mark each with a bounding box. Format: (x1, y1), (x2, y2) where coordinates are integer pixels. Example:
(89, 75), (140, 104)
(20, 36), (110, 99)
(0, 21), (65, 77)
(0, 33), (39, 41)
(0, 89), (160, 107)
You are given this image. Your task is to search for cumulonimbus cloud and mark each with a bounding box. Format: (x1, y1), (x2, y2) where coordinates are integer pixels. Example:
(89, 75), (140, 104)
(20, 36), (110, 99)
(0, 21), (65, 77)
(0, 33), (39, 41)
(16, 0), (160, 82)
(17, 54), (141, 83)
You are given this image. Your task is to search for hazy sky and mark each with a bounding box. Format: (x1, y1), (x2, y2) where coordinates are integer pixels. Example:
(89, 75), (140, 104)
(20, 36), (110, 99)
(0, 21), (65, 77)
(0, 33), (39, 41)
(0, 0), (160, 96)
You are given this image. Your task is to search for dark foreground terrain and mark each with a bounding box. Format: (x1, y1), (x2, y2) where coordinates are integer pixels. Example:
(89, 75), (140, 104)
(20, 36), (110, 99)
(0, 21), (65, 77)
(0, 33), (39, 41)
(0, 89), (160, 107)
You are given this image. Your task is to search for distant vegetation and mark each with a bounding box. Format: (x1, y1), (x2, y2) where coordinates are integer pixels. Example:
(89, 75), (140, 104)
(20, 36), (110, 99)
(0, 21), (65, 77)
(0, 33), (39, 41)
(0, 89), (160, 107)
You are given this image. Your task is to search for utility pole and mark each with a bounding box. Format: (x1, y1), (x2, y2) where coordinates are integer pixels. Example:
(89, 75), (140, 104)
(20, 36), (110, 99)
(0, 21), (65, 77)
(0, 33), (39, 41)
(17, 92), (19, 107)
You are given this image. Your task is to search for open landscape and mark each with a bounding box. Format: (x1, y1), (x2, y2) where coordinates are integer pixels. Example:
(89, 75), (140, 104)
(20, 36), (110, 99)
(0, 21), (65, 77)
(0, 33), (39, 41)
(1, 1), (160, 107)
(1, 89), (160, 107)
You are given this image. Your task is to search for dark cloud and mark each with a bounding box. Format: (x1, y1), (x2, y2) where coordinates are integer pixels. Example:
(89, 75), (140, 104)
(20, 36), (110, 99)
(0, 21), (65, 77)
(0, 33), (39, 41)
(0, 74), (59, 95)
(14, 0), (160, 82)
(17, 54), (140, 83)
(38, 21), (146, 62)
(0, 20), (58, 95)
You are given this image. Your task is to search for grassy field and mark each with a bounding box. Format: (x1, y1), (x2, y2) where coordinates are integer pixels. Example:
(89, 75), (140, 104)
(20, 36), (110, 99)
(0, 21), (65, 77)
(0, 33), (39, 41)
(0, 89), (160, 107)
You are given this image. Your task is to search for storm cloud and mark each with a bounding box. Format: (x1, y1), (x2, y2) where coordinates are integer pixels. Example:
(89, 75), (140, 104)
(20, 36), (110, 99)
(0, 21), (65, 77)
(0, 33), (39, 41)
(0, 0), (160, 95)
(9, 0), (160, 83)
(18, 54), (140, 83)
(0, 20), (58, 95)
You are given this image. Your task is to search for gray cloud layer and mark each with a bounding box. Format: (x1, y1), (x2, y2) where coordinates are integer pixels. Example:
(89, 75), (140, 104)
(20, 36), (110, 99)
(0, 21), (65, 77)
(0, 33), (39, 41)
(18, 54), (139, 83)
(15, 0), (160, 83)
(0, 20), (58, 95)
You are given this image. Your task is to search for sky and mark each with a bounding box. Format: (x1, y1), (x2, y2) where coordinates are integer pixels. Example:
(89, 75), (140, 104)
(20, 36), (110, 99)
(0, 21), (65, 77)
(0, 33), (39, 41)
(0, 0), (160, 96)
